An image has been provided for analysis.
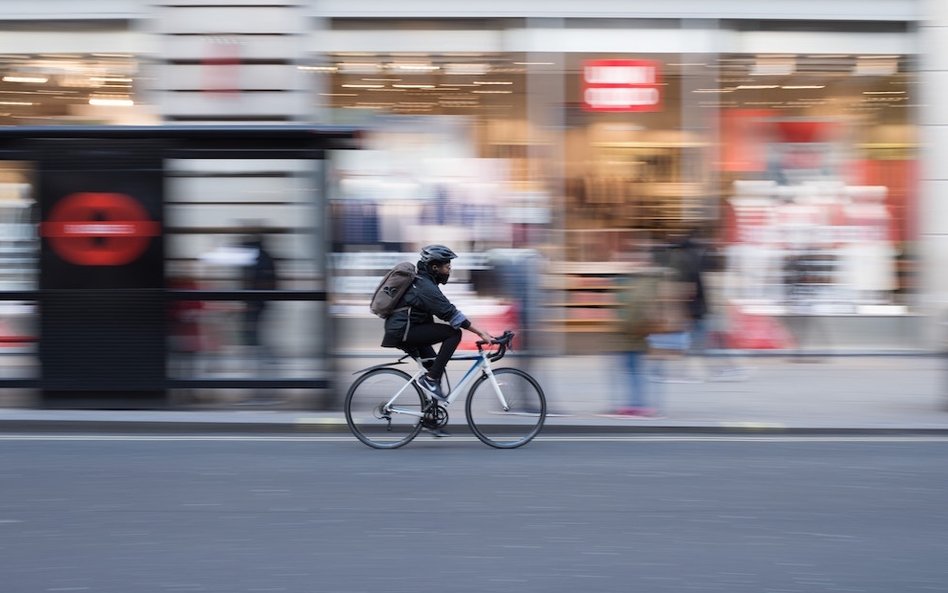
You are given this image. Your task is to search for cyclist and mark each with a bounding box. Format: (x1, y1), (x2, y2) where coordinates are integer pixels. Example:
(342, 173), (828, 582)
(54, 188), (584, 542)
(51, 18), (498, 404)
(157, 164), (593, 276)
(381, 244), (494, 402)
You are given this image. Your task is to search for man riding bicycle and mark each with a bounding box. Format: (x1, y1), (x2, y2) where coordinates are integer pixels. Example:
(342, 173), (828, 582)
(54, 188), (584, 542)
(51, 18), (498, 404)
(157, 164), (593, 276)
(381, 244), (493, 402)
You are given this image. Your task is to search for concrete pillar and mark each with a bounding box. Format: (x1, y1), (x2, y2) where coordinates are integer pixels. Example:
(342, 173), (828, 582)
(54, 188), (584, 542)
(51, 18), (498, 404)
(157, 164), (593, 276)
(525, 17), (565, 355)
(918, 0), (948, 344)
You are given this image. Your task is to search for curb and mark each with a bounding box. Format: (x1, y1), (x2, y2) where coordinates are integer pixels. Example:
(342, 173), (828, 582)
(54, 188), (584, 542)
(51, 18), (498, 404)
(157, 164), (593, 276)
(2, 419), (948, 436)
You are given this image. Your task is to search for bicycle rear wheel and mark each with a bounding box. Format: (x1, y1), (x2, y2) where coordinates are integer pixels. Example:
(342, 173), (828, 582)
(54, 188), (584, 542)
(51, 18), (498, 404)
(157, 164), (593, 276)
(465, 367), (546, 449)
(345, 368), (424, 449)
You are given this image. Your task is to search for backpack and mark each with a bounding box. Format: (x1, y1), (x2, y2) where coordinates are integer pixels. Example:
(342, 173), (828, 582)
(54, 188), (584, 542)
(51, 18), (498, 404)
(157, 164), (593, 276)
(369, 261), (416, 318)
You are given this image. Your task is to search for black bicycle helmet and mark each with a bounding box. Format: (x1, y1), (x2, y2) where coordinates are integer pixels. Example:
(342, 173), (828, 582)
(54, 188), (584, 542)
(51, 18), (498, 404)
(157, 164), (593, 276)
(419, 244), (457, 265)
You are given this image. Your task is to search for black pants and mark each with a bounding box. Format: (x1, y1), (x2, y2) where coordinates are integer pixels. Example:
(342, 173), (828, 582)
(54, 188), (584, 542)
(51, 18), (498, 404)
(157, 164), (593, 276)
(400, 323), (462, 381)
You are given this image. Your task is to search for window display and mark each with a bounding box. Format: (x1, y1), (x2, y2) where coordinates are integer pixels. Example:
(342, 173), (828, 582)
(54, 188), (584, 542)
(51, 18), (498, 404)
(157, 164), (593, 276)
(314, 47), (918, 352)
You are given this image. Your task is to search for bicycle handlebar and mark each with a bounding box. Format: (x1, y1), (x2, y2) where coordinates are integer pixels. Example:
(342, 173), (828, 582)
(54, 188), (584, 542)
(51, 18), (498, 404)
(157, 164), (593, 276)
(476, 330), (515, 362)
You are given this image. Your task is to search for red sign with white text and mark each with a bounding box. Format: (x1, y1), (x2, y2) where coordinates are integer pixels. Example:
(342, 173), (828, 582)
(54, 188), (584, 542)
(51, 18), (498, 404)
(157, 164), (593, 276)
(40, 192), (161, 266)
(582, 59), (662, 112)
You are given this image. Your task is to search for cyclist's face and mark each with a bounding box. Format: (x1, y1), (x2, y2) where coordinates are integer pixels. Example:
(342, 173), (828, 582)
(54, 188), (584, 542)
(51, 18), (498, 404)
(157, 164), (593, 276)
(432, 261), (452, 284)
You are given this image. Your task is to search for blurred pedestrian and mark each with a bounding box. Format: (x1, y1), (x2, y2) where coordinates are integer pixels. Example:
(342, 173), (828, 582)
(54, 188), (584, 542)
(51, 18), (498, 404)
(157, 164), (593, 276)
(239, 231), (280, 404)
(614, 268), (666, 417)
(670, 231), (747, 380)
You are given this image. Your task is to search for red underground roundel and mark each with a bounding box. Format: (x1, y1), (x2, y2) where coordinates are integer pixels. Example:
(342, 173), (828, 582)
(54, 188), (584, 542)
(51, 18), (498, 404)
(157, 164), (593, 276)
(40, 192), (161, 266)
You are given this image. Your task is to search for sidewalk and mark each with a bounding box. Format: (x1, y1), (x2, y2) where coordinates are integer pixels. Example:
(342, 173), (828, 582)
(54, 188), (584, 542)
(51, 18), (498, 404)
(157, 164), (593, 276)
(1, 354), (946, 434)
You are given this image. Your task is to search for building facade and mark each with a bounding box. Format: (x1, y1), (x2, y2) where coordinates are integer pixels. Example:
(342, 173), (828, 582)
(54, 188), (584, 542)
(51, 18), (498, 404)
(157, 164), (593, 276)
(0, 0), (937, 355)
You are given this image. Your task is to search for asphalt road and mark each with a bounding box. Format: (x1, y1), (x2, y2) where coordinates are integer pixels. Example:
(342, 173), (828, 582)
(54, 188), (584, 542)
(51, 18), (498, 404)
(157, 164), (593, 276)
(2, 434), (947, 593)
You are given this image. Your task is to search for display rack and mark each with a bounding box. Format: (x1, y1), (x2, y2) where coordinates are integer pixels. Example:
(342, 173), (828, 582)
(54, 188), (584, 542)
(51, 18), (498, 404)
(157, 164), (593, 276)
(590, 140), (711, 232)
(543, 261), (637, 333)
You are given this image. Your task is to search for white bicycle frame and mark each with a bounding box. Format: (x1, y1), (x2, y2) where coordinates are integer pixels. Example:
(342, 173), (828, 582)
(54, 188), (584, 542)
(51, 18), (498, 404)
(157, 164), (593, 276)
(383, 350), (510, 419)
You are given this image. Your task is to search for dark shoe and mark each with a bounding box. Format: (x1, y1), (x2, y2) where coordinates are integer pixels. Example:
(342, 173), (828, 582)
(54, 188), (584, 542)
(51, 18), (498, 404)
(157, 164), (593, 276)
(418, 374), (447, 402)
(422, 425), (450, 438)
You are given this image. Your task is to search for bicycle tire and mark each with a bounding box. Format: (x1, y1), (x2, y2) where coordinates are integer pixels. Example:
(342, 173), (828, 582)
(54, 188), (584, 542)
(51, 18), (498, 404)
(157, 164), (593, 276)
(345, 368), (424, 449)
(465, 367), (546, 449)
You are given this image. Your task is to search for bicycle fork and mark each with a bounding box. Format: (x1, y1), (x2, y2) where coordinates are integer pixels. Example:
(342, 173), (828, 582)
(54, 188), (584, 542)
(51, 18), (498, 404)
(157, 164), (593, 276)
(482, 366), (511, 411)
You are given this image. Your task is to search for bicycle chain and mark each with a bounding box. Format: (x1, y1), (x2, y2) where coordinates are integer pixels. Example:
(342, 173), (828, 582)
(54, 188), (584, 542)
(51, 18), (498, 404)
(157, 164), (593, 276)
(423, 403), (449, 429)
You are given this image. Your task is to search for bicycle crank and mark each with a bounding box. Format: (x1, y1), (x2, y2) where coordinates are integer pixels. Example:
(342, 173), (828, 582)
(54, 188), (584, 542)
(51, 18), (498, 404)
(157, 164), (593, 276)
(422, 403), (449, 429)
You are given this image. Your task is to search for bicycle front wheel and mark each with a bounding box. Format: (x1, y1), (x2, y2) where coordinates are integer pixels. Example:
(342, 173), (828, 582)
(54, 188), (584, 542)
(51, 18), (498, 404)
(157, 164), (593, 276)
(345, 368), (424, 449)
(465, 367), (546, 449)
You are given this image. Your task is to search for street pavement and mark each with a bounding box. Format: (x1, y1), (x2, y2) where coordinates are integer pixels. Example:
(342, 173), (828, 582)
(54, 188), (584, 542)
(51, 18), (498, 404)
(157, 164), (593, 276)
(3, 437), (948, 592)
(1, 353), (946, 434)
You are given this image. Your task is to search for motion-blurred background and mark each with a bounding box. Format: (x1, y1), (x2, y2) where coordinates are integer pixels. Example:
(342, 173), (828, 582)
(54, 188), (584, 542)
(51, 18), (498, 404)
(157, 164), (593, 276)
(0, 0), (941, 409)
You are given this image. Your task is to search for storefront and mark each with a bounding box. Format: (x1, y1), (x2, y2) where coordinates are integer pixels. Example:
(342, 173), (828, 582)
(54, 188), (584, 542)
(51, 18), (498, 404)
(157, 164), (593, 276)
(311, 18), (919, 350)
(0, 5), (926, 355)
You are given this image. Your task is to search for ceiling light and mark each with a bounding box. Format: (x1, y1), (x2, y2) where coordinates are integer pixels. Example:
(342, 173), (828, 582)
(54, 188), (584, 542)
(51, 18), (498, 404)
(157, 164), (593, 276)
(388, 63), (439, 71)
(392, 84), (435, 89)
(781, 85), (825, 89)
(444, 63), (489, 75)
(3, 76), (48, 84)
(854, 57), (898, 76)
(89, 96), (134, 107)
(341, 84), (384, 89)
(338, 63), (381, 74)
(736, 85), (779, 90)
(750, 56), (795, 76)
(473, 81), (512, 85)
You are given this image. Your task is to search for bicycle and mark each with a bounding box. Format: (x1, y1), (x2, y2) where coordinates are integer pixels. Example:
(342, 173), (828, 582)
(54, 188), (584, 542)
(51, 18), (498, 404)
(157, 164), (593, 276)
(344, 330), (546, 449)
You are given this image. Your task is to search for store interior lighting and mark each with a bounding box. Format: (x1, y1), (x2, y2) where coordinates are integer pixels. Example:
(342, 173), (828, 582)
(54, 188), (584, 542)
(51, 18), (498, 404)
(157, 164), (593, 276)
(0, 52), (138, 123)
(316, 52), (911, 116)
(750, 55), (796, 76)
(3, 75), (48, 84)
(88, 96), (134, 107)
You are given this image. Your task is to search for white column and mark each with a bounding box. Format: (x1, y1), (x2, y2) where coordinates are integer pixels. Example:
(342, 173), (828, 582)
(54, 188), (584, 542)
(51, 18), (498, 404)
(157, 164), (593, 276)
(918, 0), (948, 343)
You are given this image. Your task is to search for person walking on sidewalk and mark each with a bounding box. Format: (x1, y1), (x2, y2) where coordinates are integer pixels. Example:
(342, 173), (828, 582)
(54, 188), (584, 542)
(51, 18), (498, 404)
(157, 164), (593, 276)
(381, 244), (494, 404)
(615, 268), (666, 417)
(239, 231), (281, 405)
(669, 232), (747, 381)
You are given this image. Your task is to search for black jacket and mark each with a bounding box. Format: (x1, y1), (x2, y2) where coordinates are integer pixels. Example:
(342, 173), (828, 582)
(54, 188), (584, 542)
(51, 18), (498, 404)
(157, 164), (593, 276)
(669, 240), (708, 320)
(381, 268), (469, 347)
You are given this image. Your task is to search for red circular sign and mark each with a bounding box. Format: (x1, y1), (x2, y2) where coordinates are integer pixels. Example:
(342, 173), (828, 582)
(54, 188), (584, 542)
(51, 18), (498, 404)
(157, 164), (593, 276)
(40, 192), (161, 266)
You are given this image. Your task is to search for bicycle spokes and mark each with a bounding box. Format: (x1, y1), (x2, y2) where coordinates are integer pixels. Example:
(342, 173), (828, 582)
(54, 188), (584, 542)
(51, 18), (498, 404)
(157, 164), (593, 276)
(345, 368), (425, 449)
(466, 367), (546, 449)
